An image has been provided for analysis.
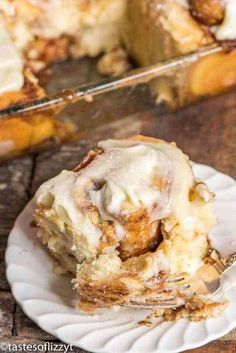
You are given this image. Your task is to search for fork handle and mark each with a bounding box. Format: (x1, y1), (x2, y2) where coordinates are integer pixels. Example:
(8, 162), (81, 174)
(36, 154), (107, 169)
(226, 253), (236, 268)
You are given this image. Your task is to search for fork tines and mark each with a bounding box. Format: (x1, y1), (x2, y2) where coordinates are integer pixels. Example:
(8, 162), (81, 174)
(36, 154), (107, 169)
(124, 299), (181, 309)
(209, 249), (227, 274)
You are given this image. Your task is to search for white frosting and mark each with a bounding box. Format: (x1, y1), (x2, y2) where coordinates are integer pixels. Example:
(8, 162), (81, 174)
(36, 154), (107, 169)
(175, 0), (189, 9)
(35, 138), (217, 276)
(0, 16), (24, 94)
(215, 0), (236, 40)
(82, 144), (172, 235)
(22, 0), (125, 39)
(98, 139), (194, 224)
(35, 139), (195, 249)
(35, 0), (80, 39)
(35, 170), (102, 247)
(0, 1), (16, 16)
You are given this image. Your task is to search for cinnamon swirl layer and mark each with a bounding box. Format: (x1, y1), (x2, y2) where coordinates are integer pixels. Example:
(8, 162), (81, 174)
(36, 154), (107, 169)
(34, 136), (216, 312)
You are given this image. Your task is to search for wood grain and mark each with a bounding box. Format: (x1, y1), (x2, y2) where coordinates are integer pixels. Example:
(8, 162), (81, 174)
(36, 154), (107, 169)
(0, 59), (235, 353)
(0, 157), (33, 291)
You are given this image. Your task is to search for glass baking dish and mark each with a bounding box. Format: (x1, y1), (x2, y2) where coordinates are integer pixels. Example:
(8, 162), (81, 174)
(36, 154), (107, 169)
(0, 44), (236, 163)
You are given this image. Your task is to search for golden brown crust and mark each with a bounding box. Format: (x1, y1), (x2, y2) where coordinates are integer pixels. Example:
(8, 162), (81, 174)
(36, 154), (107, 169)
(97, 48), (131, 76)
(26, 36), (76, 72)
(0, 68), (52, 157)
(189, 50), (236, 96)
(0, 115), (55, 152)
(189, 0), (225, 26)
(0, 68), (44, 110)
(1, 0), (236, 113)
(78, 277), (130, 312)
(122, 0), (217, 106)
(123, 0), (213, 67)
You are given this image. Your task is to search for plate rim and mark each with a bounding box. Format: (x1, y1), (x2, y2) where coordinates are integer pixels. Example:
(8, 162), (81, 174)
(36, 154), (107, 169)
(5, 161), (236, 353)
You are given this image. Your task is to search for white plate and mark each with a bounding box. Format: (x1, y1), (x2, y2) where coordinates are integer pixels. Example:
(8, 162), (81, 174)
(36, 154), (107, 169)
(5, 162), (236, 353)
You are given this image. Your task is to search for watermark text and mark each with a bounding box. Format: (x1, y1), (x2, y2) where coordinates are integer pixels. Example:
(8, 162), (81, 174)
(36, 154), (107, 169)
(0, 342), (74, 353)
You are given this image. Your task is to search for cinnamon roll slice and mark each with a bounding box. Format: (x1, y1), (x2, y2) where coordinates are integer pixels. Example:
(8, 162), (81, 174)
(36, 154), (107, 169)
(34, 136), (218, 315)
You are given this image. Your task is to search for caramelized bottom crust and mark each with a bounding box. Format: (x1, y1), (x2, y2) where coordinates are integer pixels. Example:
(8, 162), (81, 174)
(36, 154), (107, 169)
(0, 68), (44, 110)
(0, 67), (77, 160)
(189, 50), (236, 96)
(0, 114), (76, 160)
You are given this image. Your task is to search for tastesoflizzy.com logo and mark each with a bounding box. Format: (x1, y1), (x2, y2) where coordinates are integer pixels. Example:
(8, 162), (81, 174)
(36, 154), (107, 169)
(0, 342), (74, 352)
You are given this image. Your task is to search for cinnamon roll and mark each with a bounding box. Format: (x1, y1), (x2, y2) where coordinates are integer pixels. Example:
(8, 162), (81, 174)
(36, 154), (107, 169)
(122, 0), (236, 104)
(1, 1), (236, 158)
(34, 136), (219, 315)
(1, 0), (236, 100)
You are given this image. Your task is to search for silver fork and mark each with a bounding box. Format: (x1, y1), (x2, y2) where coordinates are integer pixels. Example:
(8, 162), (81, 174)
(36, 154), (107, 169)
(124, 276), (189, 309)
(202, 249), (236, 297)
(124, 250), (236, 309)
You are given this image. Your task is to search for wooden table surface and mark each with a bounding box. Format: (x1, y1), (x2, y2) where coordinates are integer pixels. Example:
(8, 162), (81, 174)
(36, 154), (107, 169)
(0, 59), (236, 353)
